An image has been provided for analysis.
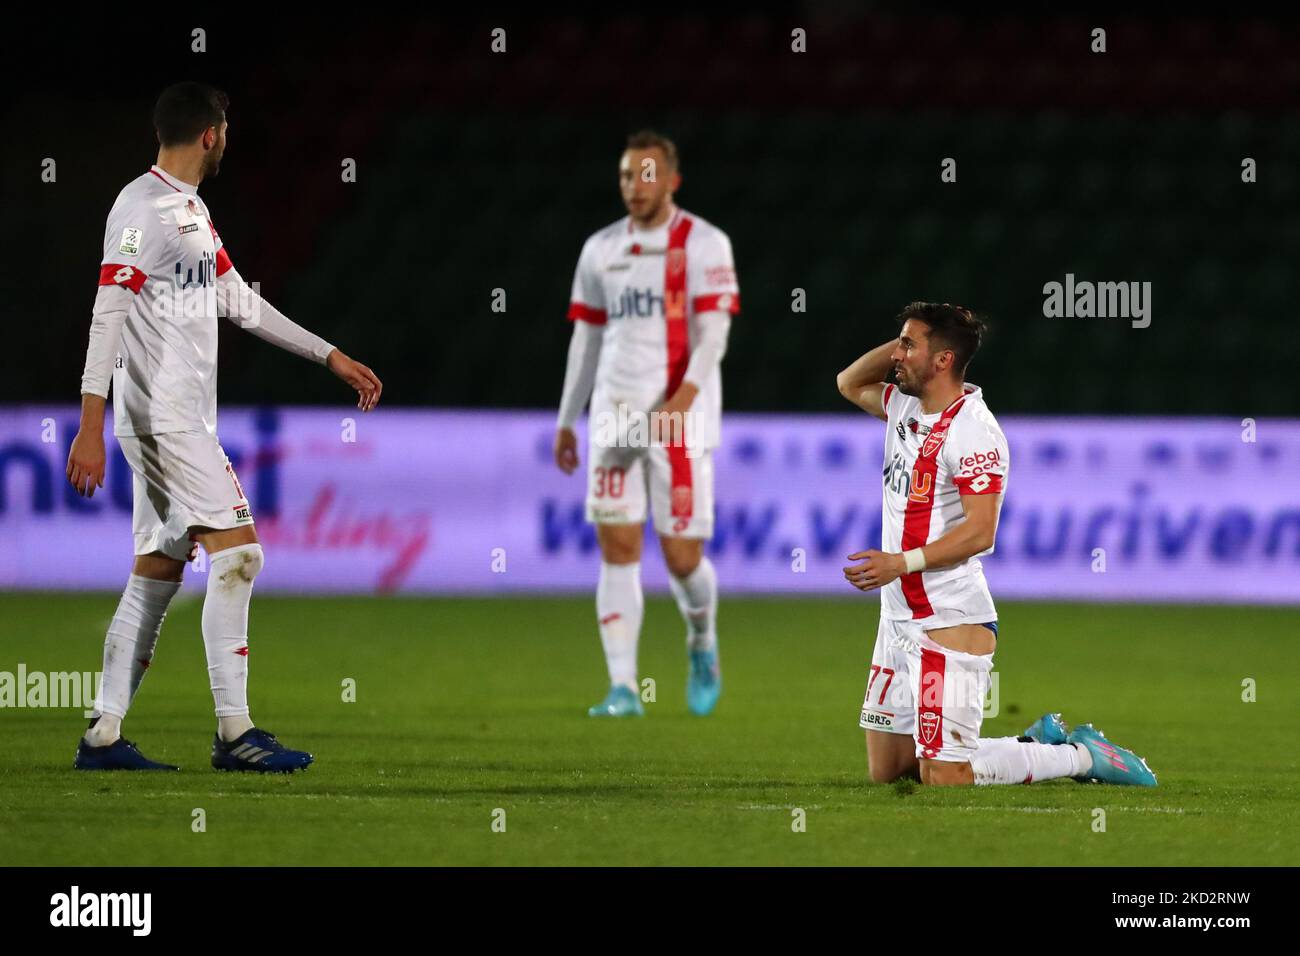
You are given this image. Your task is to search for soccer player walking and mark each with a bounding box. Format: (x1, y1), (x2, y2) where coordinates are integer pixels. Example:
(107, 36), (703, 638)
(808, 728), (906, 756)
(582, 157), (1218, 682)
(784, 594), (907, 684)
(66, 83), (382, 771)
(837, 303), (1156, 786)
(555, 131), (739, 717)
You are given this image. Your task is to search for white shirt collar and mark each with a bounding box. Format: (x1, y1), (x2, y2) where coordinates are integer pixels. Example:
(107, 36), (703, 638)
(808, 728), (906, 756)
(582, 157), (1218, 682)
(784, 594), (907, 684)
(626, 204), (681, 235)
(149, 164), (199, 193)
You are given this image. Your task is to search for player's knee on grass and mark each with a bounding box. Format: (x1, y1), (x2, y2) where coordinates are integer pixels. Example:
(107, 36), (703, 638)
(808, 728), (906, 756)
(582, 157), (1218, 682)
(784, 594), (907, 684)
(865, 730), (919, 783)
(921, 760), (975, 787)
(660, 536), (703, 578)
(868, 758), (909, 784)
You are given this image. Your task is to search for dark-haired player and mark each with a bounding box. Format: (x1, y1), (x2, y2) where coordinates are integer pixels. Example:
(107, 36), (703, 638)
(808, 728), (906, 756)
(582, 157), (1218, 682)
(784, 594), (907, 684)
(836, 302), (1156, 786)
(66, 82), (382, 771)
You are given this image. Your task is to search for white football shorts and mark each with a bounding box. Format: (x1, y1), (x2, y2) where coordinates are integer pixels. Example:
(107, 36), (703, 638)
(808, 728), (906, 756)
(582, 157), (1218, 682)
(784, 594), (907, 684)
(584, 432), (714, 539)
(859, 616), (994, 764)
(118, 430), (254, 561)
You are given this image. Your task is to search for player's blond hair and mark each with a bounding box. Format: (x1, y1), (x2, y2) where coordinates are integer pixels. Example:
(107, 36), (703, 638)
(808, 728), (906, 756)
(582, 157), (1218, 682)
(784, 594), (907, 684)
(625, 130), (680, 171)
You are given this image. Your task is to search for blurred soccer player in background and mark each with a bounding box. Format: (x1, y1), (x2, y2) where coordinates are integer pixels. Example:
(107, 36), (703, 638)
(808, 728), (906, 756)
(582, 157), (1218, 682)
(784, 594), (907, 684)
(66, 82), (383, 771)
(555, 131), (740, 717)
(837, 303), (1156, 786)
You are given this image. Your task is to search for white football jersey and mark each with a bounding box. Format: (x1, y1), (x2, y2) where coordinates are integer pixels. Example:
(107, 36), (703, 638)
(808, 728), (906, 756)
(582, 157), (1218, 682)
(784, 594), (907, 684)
(97, 165), (233, 437)
(567, 207), (740, 448)
(879, 382), (1010, 624)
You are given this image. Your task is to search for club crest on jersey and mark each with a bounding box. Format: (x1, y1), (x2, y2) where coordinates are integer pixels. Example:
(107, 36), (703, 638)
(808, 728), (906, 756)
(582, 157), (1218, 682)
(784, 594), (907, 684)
(186, 198), (202, 218)
(667, 247), (686, 277)
(921, 426), (950, 459)
(919, 710), (940, 745)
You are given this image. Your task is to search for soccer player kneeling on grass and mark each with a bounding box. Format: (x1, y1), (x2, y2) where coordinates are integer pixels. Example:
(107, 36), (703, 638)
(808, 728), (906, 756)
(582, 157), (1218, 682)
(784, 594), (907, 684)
(65, 83), (382, 772)
(836, 303), (1156, 787)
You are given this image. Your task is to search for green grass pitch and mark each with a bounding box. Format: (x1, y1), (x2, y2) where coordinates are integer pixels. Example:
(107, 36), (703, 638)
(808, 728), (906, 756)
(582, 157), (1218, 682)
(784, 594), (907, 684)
(0, 593), (1296, 866)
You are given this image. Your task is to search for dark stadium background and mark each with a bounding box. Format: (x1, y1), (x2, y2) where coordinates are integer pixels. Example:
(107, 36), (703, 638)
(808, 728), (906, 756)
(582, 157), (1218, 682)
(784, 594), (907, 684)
(3, 6), (1299, 878)
(4, 8), (1298, 416)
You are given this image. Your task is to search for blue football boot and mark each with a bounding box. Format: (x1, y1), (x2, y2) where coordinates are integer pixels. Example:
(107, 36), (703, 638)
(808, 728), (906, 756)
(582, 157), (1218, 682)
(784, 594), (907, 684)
(74, 736), (179, 771)
(686, 648), (722, 716)
(1068, 723), (1158, 786)
(1023, 712), (1070, 745)
(587, 684), (644, 717)
(211, 727), (313, 773)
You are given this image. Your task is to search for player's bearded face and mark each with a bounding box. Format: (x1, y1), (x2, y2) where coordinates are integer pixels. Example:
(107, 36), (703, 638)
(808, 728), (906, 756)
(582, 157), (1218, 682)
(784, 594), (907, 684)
(893, 321), (935, 396)
(894, 354), (933, 396)
(619, 148), (675, 223)
(203, 121), (227, 178)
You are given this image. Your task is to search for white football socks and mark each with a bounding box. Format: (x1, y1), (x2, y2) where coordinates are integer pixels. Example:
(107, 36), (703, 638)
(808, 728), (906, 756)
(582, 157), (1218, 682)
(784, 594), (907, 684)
(596, 561), (643, 691)
(667, 556), (718, 652)
(203, 544), (263, 741)
(85, 573), (182, 746)
(970, 735), (1091, 785)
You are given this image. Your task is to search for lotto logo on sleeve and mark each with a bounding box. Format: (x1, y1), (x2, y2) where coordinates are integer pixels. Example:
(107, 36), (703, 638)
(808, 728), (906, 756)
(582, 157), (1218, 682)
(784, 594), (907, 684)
(955, 448), (1004, 494)
(98, 263), (148, 293)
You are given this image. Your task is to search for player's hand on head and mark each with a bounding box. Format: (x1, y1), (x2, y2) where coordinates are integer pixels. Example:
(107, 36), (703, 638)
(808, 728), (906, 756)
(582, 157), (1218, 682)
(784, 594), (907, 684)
(65, 429), (106, 498)
(327, 349), (383, 412)
(554, 427), (579, 474)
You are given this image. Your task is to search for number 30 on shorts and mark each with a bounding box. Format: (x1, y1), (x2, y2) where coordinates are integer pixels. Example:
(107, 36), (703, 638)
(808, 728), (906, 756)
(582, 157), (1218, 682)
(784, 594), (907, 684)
(592, 465), (626, 499)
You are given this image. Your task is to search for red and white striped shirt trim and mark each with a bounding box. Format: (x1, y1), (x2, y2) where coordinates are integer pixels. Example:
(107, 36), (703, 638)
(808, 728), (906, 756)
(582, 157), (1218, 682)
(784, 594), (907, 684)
(692, 292), (740, 315)
(567, 302), (607, 325)
(899, 395), (968, 619)
(98, 263), (148, 294)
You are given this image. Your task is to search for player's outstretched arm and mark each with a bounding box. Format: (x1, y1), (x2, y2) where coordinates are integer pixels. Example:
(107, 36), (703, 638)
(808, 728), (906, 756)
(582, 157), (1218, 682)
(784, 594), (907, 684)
(217, 267), (381, 411)
(836, 337), (900, 420)
(325, 348), (383, 412)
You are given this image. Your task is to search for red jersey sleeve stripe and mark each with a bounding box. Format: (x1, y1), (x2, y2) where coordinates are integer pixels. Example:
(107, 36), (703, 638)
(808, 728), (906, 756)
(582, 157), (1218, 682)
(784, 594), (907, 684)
(954, 473), (1004, 495)
(206, 221), (234, 276)
(98, 263), (148, 294)
(883, 383), (895, 408)
(692, 292), (740, 315)
(567, 302), (607, 325)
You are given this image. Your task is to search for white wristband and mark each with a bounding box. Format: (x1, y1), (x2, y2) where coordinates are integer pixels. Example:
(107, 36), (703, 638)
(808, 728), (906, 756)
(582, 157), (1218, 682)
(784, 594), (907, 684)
(903, 548), (927, 574)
